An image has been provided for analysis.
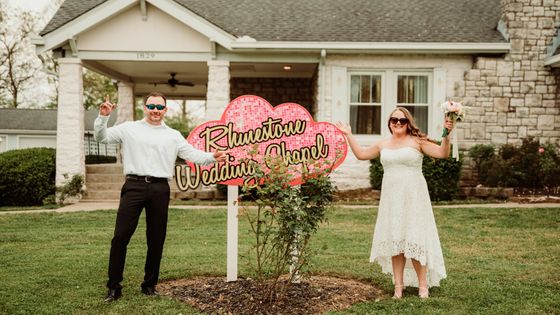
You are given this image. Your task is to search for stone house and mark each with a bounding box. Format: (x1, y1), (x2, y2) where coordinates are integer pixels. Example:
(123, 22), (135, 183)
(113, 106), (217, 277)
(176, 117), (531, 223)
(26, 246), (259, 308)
(34, 0), (560, 192)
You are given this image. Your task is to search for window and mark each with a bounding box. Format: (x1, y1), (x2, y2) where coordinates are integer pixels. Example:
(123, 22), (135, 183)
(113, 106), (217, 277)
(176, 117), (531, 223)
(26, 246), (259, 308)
(348, 71), (431, 135)
(349, 74), (382, 134)
(397, 75), (429, 133)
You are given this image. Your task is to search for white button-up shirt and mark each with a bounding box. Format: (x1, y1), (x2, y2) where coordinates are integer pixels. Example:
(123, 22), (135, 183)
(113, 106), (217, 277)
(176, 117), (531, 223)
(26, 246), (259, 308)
(94, 115), (215, 179)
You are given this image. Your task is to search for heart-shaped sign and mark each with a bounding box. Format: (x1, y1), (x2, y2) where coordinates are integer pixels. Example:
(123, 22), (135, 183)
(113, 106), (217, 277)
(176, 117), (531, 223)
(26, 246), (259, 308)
(175, 95), (347, 189)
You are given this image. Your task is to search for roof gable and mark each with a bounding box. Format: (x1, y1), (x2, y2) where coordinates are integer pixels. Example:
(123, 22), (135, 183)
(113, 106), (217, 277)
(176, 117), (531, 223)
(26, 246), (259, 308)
(77, 3), (213, 53)
(37, 0), (235, 53)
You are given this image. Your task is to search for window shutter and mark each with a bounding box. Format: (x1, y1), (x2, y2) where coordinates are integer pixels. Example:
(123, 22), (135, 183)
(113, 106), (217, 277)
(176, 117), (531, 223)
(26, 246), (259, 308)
(331, 66), (348, 122)
(432, 68), (446, 138)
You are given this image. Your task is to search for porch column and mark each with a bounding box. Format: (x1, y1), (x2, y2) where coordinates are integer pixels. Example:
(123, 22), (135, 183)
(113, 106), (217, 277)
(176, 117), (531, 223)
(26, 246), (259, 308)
(116, 81), (135, 124)
(207, 60), (236, 280)
(206, 60), (230, 120)
(56, 58), (85, 189)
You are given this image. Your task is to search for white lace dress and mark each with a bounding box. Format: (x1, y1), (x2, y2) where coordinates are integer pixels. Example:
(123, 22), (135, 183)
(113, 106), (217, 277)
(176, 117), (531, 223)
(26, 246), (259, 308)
(370, 147), (446, 288)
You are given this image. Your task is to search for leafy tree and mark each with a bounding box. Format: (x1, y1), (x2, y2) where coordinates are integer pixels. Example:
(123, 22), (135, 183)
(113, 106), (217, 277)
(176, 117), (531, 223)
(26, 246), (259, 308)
(164, 100), (193, 137)
(83, 69), (117, 110)
(0, 1), (63, 108)
(0, 2), (38, 107)
(39, 52), (59, 109)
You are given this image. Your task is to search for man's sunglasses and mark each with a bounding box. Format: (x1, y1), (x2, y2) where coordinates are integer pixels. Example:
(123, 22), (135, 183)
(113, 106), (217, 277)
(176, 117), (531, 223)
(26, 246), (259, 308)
(145, 104), (166, 110)
(389, 117), (409, 125)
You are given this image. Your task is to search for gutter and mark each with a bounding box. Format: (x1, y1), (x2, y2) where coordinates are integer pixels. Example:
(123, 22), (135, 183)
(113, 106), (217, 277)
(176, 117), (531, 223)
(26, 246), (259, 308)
(544, 54), (560, 67)
(0, 129), (57, 135)
(229, 41), (511, 54)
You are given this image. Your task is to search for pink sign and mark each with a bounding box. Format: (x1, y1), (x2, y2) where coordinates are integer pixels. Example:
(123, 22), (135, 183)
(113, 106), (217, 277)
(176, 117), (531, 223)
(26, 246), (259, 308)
(174, 95), (347, 190)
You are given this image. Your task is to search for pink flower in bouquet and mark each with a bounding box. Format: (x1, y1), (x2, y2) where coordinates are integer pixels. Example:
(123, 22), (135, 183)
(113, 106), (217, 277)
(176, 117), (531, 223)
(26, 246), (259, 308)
(440, 101), (465, 137)
(448, 102), (462, 115)
(440, 101), (465, 121)
(538, 147), (545, 154)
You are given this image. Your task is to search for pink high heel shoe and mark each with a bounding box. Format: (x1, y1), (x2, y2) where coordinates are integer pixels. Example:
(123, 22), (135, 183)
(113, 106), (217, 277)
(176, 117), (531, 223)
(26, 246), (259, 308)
(392, 284), (405, 299)
(418, 286), (429, 299)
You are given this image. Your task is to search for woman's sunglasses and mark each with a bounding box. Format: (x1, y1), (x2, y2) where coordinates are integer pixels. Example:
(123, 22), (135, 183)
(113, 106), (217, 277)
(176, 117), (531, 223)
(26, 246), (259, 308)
(389, 117), (409, 125)
(145, 104), (166, 110)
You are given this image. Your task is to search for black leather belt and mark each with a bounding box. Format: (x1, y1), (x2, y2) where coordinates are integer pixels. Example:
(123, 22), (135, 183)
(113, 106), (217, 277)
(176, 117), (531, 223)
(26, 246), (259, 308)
(126, 175), (168, 183)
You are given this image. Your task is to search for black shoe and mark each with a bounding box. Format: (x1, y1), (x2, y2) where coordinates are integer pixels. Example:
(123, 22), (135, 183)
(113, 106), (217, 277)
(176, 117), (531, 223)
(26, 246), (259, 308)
(141, 286), (158, 296)
(104, 288), (122, 302)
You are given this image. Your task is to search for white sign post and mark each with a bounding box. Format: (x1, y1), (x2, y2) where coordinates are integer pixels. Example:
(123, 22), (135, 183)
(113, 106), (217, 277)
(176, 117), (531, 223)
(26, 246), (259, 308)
(226, 185), (238, 282)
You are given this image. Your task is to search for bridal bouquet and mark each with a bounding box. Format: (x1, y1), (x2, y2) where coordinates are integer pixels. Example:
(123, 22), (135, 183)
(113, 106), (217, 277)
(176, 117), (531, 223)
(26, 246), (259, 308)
(440, 101), (465, 137)
(440, 100), (465, 161)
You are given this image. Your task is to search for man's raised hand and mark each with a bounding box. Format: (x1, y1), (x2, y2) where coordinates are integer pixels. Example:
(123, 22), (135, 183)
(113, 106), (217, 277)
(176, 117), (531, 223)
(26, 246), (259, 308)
(99, 95), (117, 116)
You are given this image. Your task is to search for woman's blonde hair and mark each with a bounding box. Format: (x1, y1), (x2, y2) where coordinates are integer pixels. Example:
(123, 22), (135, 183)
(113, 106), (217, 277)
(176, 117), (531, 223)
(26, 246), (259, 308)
(388, 107), (431, 141)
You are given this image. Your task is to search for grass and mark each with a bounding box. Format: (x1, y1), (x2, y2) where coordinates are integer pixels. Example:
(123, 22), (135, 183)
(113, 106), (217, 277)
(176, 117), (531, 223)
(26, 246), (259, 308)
(0, 206), (559, 314)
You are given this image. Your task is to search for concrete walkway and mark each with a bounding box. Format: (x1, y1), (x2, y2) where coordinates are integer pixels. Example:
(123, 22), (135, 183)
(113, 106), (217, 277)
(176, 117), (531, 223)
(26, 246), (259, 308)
(0, 202), (224, 215)
(1, 201), (559, 215)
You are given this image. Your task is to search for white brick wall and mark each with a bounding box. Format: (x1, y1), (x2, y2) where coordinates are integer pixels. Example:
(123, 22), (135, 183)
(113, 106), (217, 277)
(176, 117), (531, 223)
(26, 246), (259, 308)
(117, 81), (135, 124)
(56, 58), (85, 187)
(206, 60), (230, 120)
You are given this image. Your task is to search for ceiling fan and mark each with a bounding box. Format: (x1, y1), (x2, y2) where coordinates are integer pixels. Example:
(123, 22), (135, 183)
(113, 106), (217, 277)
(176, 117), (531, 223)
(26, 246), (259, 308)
(150, 73), (194, 87)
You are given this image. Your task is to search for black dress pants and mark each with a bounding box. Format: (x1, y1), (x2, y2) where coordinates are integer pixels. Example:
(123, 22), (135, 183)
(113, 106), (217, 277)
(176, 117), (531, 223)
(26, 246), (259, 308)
(106, 178), (170, 290)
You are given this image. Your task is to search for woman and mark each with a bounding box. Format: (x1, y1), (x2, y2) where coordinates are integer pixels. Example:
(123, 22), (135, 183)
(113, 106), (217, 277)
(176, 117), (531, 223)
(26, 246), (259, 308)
(336, 107), (454, 299)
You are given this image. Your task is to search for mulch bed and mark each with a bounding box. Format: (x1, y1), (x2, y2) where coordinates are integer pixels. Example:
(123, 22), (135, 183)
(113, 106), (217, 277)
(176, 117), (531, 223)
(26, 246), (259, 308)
(333, 188), (380, 204)
(333, 187), (560, 204)
(158, 276), (385, 315)
(509, 195), (560, 203)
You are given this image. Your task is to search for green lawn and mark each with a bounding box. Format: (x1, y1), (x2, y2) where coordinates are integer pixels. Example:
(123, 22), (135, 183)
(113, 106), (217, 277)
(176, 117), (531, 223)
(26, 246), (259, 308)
(0, 206), (558, 314)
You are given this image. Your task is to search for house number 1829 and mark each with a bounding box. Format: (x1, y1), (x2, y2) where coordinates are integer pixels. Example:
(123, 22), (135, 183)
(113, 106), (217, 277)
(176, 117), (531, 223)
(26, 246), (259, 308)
(137, 52), (156, 59)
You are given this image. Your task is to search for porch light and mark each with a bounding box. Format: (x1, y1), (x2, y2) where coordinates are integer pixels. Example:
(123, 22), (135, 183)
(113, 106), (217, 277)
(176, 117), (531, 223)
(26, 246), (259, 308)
(283, 65), (292, 70)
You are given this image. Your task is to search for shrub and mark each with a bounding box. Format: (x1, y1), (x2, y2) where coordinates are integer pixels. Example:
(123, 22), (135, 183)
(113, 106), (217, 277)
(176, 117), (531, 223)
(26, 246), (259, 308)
(468, 144), (495, 181)
(240, 152), (334, 303)
(469, 137), (560, 189)
(42, 194), (56, 206)
(539, 143), (560, 188)
(370, 153), (463, 201)
(369, 158), (383, 190)
(0, 148), (56, 206)
(57, 174), (84, 205)
(422, 155), (463, 201)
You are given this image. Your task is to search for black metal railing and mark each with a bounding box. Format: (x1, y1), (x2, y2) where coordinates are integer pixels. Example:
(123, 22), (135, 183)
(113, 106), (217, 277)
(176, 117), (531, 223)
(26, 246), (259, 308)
(84, 132), (118, 164)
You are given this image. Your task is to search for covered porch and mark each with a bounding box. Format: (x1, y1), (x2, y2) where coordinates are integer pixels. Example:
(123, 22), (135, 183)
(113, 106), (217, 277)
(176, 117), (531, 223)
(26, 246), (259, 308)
(33, 0), (322, 190)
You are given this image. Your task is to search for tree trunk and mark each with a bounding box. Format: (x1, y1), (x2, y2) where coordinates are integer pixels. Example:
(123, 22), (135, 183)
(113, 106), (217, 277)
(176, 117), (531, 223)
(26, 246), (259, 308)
(11, 84), (17, 108)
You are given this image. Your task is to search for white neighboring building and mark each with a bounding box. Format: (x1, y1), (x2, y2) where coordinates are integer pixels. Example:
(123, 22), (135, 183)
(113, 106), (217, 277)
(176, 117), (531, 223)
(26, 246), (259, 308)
(0, 109), (116, 154)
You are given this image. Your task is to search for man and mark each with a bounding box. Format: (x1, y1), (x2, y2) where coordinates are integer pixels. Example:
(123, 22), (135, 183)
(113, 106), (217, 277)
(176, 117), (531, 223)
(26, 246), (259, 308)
(94, 92), (227, 302)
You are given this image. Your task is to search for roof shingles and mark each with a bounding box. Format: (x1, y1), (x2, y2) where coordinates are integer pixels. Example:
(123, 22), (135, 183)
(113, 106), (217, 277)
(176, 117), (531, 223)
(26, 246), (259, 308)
(40, 0), (109, 36)
(41, 0), (505, 43)
(0, 109), (116, 131)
